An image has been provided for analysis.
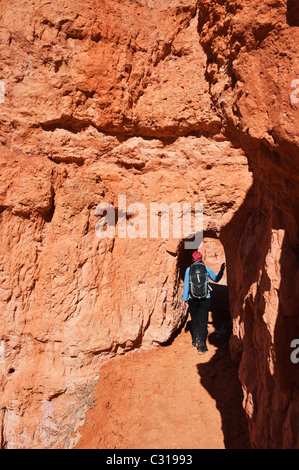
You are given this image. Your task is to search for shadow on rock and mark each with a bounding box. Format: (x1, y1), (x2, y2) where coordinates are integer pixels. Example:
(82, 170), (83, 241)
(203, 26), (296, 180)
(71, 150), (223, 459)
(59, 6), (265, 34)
(196, 284), (252, 449)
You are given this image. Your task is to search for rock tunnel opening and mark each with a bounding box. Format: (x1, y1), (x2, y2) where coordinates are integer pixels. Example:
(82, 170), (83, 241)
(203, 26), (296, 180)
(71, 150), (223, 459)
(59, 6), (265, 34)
(176, 233), (230, 338)
(172, 234), (251, 448)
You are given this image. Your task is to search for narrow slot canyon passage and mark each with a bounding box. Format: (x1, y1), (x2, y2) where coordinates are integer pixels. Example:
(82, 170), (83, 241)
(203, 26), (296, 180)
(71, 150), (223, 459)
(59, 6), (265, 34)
(72, 238), (251, 449)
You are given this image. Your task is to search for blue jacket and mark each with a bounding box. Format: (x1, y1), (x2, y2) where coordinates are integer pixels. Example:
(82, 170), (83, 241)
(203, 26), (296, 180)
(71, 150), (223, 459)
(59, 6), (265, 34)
(183, 262), (224, 301)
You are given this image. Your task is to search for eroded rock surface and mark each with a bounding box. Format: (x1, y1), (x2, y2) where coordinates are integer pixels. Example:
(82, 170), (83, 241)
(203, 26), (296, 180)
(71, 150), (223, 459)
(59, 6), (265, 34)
(0, 0), (298, 449)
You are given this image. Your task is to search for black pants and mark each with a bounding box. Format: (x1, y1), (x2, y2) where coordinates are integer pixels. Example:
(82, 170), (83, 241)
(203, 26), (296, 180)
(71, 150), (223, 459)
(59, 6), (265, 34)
(188, 297), (211, 351)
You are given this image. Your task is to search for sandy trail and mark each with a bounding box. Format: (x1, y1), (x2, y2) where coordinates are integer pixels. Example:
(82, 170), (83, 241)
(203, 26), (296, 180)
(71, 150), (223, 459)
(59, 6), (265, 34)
(73, 310), (251, 449)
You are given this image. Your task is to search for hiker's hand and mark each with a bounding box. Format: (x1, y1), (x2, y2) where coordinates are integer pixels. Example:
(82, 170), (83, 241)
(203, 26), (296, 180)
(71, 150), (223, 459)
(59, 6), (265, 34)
(183, 301), (188, 310)
(221, 263), (226, 271)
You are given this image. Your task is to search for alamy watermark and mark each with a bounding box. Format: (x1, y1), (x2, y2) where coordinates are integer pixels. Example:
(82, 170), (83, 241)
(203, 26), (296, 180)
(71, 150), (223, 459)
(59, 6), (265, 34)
(0, 340), (4, 364)
(290, 339), (299, 364)
(95, 196), (203, 249)
(0, 80), (4, 104)
(290, 79), (299, 104)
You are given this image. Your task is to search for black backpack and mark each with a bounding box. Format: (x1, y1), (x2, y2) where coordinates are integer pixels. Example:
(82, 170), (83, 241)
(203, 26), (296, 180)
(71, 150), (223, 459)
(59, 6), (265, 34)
(189, 263), (208, 299)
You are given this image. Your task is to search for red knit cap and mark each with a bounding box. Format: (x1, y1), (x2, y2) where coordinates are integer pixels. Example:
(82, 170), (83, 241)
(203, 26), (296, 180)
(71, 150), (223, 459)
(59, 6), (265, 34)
(192, 251), (202, 262)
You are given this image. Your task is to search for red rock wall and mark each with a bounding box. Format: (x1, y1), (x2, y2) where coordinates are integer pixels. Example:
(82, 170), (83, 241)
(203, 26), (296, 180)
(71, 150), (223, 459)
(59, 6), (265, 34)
(197, 0), (299, 448)
(0, 0), (298, 448)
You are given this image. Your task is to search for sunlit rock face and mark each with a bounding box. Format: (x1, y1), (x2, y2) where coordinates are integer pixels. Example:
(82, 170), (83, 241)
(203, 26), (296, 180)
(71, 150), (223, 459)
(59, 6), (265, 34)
(0, 0), (298, 449)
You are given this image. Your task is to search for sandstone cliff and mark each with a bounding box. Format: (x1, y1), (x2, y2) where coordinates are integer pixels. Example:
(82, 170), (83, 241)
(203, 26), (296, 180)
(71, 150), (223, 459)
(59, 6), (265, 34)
(0, 0), (298, 449)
